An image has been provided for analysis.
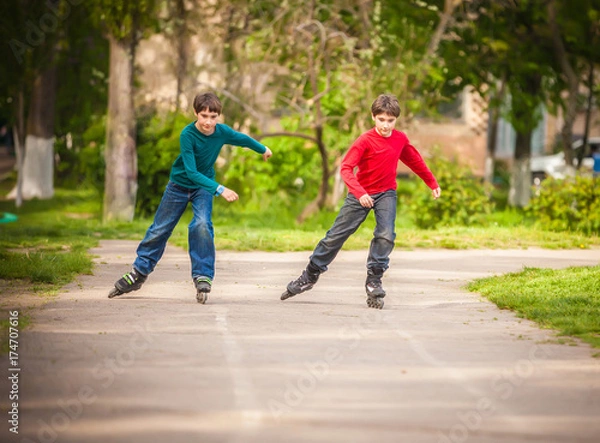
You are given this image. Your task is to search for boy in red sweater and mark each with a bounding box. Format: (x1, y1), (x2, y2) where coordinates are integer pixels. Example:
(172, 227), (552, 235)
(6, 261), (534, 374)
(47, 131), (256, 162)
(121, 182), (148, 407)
(281, 94), (441, 309)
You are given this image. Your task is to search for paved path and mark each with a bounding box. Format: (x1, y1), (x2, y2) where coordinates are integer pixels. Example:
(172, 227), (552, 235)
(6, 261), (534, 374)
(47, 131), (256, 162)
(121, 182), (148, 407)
(2, 241), (600, 443)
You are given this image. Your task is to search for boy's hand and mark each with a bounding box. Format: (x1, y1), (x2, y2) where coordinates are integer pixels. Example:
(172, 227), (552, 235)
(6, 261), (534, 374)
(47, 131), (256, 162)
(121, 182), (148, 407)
(221, 188), (239, 202)
(432, 187), (441, 199)
(263, 147), (273, 161)
(359, 194), (374, 208)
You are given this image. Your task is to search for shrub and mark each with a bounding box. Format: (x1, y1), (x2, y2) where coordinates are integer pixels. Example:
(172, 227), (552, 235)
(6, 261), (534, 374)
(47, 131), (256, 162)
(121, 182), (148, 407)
(526, 176), (600, 235)
(136, 112), (190, 217)
(218, 117), (344, 213)
(407, 152), (494, 229)
(55, 115), (106, 189)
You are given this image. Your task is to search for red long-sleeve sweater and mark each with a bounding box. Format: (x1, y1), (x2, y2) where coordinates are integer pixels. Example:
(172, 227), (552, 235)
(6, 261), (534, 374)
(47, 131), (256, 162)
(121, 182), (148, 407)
(340, 128), (439, 198)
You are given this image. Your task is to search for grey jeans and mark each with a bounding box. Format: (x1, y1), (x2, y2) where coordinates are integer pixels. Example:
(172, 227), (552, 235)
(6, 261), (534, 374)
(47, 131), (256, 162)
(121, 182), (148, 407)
(309, 190), (397, 273)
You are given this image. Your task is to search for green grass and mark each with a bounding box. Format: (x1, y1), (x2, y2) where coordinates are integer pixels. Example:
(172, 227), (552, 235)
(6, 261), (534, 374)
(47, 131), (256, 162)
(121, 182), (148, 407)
(0, 189), (103, 290)
(466, 266), (600, 349)
(0, 248), (93, 284)
(171, 224), (597, 252)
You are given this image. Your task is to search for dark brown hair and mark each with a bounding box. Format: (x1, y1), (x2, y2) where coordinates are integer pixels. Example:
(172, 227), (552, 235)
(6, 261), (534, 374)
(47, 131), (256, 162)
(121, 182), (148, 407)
(371, 94), (401, 117)
(193, 92), (222, 114)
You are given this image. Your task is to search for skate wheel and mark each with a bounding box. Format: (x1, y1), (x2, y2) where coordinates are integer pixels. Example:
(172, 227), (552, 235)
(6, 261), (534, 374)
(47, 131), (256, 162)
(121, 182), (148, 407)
(367, 296), (384, 309)
(108, 287), (123, 299)
(280, 290), (295, 301)
(196, 291), (208, 304)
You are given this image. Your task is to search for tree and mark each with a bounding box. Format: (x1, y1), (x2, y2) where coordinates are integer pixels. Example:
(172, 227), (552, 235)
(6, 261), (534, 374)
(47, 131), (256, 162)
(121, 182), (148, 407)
(17, 60), (58, 200)
(379, 0), (464, 122)
(1, 0), (111, 201)
(160, 0), (191, 111)
(441, 0), (558, 207)
(546, 0), (600, 168)
(223, 0), (373, 221)
(218, 0), (459, 221)
(1, 0), (66, 203)
(90, 0), (157, 222)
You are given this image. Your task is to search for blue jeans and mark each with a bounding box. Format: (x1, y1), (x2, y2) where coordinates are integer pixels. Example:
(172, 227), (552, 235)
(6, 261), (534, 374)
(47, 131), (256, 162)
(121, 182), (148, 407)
(309, 190), (397, 273)
(133, 181), (215, 280)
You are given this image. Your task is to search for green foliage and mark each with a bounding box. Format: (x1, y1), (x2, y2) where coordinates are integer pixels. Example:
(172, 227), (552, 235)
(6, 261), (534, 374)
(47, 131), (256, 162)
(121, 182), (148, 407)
(440, 0), (556, 136)
(54, 3), (109, 144)
(396, 176), (420, 202)
(407, 152), (495, 229)
(489, 159), (512, 210)
(56, 115), (106, 189)
(219, 124), (322, 211)
(526, 176), (600, 235)
(91, 0), (158, 41)
(378, 2), (460, 119)
(136, 111), (190, 217)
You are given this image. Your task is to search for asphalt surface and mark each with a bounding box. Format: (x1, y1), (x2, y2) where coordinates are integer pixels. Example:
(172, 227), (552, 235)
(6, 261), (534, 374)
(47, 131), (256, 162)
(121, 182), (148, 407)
(2, 240), (600, 443)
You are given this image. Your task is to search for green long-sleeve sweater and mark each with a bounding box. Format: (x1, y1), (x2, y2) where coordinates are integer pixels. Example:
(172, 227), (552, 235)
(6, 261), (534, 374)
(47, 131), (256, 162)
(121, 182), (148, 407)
(169, 122), (266, 194)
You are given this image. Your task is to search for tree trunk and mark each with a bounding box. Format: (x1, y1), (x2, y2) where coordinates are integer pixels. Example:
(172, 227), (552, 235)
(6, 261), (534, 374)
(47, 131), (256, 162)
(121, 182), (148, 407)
(548, 0), (578, 167)
(484, 80), (505, 186)
(315, 125), (329, 209)
(8, 65), (57, 201)
(103, 34), (137, 222)
(297, 125), (329, 223)
(297, 43), (330, 223)
(173, 0), (187, 111)
(508, 131), (532, 208)
(328, 157), (345, 207)
(9, 90), (26, 207)
(579, 61), (595, 165)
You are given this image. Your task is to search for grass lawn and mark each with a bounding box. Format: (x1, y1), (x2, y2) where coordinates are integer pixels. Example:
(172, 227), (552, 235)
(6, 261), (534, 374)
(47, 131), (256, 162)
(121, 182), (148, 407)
(1, 186), (599, 352)
(467, 266), (600, 351)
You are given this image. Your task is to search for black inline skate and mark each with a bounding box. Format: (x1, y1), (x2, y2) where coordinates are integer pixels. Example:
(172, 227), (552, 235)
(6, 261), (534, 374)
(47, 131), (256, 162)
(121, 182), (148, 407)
(281, 265), (320, 300)
(194, 276), (212, 304)
(365, 268), (385, 309)
(108, 268), (147, 298)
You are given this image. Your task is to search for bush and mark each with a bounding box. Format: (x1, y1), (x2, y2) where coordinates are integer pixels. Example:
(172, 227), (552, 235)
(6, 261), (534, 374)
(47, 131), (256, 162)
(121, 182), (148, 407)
(136, 112), (191, 217)
(218, 117), (341, 212)
(219, 133), (320, 205)
(55, 115), (106, 189)
(526, 176), (600, 235)
(407, 153), (495, 229)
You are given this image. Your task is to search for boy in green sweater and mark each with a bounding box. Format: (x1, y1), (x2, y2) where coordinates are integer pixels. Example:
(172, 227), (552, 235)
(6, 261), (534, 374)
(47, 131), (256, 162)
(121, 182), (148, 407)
(108, 92), (272, 303)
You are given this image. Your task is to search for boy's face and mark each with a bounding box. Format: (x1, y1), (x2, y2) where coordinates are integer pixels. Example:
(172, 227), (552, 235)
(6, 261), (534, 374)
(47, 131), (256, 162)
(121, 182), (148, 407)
(372, 112), (397, 138)
(195, 108), (220, 135)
